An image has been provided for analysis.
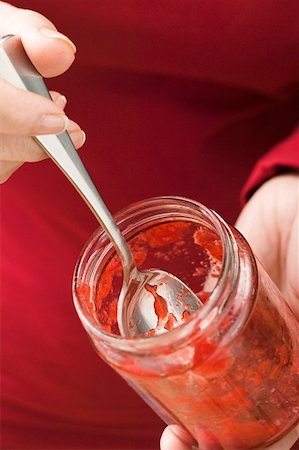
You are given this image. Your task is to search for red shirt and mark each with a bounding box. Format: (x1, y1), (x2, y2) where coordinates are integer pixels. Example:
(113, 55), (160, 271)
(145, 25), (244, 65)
(1, 1), (298, 449)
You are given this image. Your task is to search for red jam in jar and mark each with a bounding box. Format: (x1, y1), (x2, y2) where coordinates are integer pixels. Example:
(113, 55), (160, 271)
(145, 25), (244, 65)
(73, 197), (299, 450)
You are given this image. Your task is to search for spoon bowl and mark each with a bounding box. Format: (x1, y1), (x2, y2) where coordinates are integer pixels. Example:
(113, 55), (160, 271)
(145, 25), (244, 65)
(0, 34), (202, 337)
(118, 267), (202, 336)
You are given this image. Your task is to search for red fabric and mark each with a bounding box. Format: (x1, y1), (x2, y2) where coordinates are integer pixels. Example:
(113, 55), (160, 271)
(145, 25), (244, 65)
(242, 126), (299, 202)
(1, 1), (299, 449)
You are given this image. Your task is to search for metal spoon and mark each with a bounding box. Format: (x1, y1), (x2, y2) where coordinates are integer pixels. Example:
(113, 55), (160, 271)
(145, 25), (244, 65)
(0, 34), (202, 337)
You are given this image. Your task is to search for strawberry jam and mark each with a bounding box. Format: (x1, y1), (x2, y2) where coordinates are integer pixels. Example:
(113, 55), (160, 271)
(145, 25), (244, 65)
(74, 197), (299, 449)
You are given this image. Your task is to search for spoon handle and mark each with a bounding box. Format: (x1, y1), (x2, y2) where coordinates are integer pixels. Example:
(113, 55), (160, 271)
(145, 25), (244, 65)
(0, 34), (134, 274)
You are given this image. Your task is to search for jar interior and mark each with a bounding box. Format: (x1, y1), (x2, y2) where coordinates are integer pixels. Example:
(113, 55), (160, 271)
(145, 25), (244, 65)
(75, 202), (228, 337)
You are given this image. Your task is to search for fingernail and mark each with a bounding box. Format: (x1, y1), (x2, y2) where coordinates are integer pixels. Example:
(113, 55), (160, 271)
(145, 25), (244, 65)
(168, 425), (197, 449)
(39, 114), (69, 134)
(56, 95), (67, 109)
(39, 28), (77, 53)
(69, 129), (86, 148)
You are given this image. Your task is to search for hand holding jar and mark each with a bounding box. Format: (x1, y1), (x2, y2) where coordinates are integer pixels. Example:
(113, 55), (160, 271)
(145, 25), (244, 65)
(74, 174), (299, 450)
(159, 174), (299, 449)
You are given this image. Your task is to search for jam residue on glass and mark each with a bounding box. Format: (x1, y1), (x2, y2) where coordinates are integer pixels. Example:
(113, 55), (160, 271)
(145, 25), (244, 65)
(77, 221), (221, 335)
(76, 219), (299, 449)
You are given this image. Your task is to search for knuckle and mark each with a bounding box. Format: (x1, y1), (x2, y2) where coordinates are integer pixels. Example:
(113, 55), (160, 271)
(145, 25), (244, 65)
(17, 8), (50, 25)
(23, 137), (47, 162)
(0, 134), (46, 163)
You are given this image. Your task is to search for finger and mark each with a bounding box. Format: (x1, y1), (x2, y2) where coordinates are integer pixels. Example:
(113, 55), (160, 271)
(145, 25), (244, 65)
(0, 3), (76, 77)
(0, 160), (23, 183)
(0, 125), (86, 184)
(235, 190), (277, 281)
(193, 426), (223, 450)
(259, 424), (299, 450)
(160, 425), (196, 450)
(0, 119), (86, 163)
(50, 91), (67, 110)
(236, 175), (299, 322)
(0, 78), (69, 135)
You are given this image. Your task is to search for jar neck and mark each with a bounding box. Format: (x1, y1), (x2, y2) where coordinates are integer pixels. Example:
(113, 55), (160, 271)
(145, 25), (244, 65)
(73, 196), (257, 352)
(193, 213), (256, 347)
(201, 210), (240, 321)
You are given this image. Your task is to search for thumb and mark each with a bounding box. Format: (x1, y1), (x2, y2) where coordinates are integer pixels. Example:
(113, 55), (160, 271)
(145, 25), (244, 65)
(160, 425), (197, 450)
(0, 2), (76, 77)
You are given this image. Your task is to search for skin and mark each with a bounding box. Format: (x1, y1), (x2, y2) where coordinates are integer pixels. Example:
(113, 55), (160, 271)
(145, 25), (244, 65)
(161, 174), (299, 450)
(0, 1), (85, 183)
(0, 3), (298, 449)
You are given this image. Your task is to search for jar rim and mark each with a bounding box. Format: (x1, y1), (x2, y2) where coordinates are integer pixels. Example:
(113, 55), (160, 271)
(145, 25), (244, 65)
(73, 196), (240, 353)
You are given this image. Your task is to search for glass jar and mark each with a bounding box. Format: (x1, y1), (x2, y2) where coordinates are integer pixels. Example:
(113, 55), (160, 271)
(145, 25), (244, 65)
(73, 196), (299, 450)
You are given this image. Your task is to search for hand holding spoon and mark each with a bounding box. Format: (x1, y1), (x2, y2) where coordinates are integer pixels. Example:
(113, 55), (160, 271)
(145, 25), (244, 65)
(0, 34), (202, 337)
